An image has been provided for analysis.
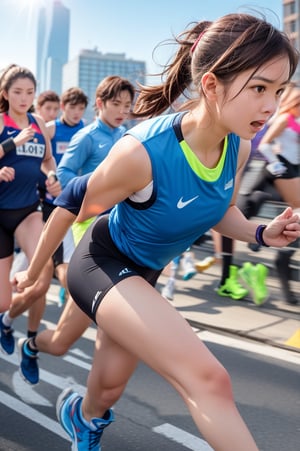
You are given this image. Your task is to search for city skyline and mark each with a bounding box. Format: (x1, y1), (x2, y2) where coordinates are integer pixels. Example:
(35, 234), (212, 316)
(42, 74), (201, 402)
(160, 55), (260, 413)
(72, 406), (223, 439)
(36, 1), (70, 93)
(63, 48), (146, 122)
(1, 0), (282, 79)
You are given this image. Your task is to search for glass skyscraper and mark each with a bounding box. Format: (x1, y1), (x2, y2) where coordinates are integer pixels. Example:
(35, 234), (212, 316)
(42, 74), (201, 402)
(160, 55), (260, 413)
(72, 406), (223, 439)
(36, 1), (70, 94)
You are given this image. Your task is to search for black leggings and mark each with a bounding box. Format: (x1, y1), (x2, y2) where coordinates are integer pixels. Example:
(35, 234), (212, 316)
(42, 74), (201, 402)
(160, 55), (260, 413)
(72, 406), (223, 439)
(67, 215), (162, 323)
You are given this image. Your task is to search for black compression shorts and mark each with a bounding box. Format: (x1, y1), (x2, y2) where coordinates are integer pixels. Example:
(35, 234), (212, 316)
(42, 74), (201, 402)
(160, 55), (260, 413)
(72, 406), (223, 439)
(0, 201), (41, 258)
(67, 215), (162, 323)
(264, 155), (300, 181)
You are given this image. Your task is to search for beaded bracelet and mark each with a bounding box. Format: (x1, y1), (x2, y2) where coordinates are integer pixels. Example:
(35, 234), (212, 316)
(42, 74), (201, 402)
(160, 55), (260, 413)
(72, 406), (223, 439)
(255, 224), (269, 247)
(1, 138), (16, 154)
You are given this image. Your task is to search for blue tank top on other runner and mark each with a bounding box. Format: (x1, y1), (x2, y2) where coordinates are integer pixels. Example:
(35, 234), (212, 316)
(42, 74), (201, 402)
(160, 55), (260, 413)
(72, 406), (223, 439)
(0, 113), (46, 209)
(51, 118), (84, 165)
(42, 118), (85, 205)
(109, 112), (240, 269)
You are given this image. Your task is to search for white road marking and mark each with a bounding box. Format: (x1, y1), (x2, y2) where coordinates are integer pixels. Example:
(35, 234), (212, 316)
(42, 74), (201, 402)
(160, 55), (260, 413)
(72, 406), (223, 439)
(0, 318), (298, 449)
(63, 355), (92, 370)
(69, 347), (93, 360)
(1, 351), (86, 395)
(153, 423), (213, 450)
(0, 390), (69, 441)
(2, 336), (212, 449)
(12, 371), (52, 406)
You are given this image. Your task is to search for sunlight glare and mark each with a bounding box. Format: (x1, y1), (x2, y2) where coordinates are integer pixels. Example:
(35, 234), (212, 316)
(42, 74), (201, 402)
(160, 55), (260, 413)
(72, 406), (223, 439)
(18, 0), (45, 9)
(11, 0), (46, 38)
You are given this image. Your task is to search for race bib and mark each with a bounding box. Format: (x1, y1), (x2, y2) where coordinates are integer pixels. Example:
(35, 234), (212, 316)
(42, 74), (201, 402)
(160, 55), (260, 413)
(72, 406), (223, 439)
(56, 141), (69, 154)
(16, 142), (45, 158)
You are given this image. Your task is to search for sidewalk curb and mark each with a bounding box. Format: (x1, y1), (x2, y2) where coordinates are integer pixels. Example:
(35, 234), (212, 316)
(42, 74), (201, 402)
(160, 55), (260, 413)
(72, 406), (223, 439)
(285, 329), (300, 349)
(186, 319), (300, 353)
(157, 245), (300, 354)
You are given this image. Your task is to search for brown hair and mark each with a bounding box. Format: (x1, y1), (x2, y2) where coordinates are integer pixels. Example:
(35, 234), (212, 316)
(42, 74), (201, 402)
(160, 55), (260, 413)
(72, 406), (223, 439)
(37, 90), (60, 107)
(133, 13), (299, 118)
(94, 75), (135, 111)
(61, 87), (88, 107)
(0, 64), (37, 112)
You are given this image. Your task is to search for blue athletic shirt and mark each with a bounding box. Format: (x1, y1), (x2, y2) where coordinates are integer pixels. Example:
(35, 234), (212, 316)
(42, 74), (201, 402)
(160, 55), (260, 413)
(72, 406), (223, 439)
(54, 172), (91, 216)
(42, 118), (85, 204)
(109, 112), (240, 269)
(52, 118), (85, 163)
(54, 172), (112, 219)
(57, 118), (125, 188)
(0, 113), (46, 209)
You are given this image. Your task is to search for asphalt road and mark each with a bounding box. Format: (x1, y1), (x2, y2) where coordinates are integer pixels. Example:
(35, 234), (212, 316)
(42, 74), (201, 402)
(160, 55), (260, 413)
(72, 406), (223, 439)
(0, 303), (299, 451)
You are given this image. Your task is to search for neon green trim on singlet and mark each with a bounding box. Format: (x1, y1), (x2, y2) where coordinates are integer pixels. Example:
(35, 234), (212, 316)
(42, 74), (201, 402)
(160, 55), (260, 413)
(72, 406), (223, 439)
(179, 135), (228, 182)
(72, 217), (96, 246)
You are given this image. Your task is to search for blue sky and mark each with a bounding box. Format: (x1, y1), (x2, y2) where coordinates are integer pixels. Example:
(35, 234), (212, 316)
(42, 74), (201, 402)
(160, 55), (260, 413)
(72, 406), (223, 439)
(3, 0), (282, 77)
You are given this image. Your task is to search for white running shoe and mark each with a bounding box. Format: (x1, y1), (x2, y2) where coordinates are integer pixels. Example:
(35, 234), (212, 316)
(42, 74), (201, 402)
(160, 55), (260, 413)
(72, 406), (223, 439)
(161, 278), (175, 301)
(181, 255), (196, 280)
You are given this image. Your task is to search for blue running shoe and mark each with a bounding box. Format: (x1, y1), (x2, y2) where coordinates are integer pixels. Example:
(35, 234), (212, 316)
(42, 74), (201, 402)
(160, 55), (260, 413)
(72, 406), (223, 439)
(56, 388), (114, 450)
(0, 313), (15, 354)
(17, 338), (39, 385)
(58, 286), (66, 307)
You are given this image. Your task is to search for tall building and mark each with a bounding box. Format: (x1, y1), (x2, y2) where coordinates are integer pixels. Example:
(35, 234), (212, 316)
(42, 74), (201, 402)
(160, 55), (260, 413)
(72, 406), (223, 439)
(283, 0), (300, 81)
(62, 49), (146, 123)
(36, 1), (70, 94)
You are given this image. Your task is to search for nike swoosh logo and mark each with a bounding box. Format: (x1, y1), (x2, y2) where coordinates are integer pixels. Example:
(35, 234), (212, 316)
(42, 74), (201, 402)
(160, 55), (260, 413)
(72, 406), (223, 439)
(177, 195), (199, 209)
(224, 179), (233, 190)
(99, 143), (106, 148)
(7, 130), (16, 135)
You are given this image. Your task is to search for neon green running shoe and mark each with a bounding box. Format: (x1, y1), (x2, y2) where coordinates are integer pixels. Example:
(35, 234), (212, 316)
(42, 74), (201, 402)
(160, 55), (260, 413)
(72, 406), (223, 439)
(217, 265), (248, 300)
(239, 262), (268, 306)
